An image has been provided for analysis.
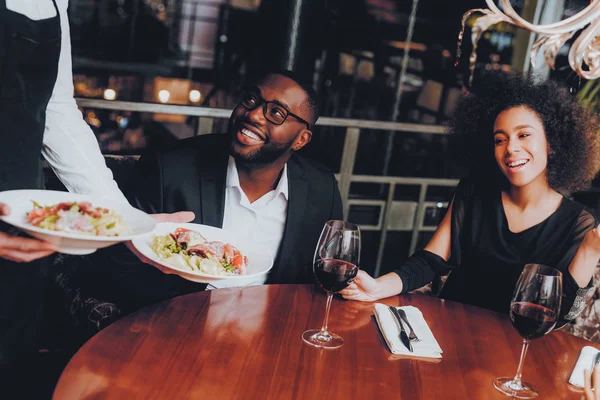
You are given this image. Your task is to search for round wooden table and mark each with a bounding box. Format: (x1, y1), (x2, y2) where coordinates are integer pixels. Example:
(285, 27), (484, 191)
(53, 284), (590, 399)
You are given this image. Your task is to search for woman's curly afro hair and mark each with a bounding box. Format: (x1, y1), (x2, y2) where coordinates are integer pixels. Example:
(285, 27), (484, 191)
(449, 71), (600, 194)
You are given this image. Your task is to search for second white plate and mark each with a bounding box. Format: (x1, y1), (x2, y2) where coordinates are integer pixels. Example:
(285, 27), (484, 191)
(131, 222), (274, 284)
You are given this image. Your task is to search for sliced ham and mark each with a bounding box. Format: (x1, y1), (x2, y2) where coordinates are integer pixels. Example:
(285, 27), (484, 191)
(187, 241), (244, 265)
(166, 228), (247, 274)
(187, 242), (222, 258)
(171, 228), (207, 249)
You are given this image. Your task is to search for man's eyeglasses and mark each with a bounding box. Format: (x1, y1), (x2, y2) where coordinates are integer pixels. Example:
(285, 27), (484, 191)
(238, 91), (310, 129)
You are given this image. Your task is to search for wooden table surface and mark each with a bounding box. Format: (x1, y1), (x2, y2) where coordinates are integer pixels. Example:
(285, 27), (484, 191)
(53, 284), (590, 399)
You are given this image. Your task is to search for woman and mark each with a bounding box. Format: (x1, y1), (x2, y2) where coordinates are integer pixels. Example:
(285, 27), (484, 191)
(341, 72), (600, 323)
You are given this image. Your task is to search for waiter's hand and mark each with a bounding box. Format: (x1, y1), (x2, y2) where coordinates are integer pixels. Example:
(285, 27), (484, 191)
(0, 203), (57, 262)
(126, 211), (195, 274)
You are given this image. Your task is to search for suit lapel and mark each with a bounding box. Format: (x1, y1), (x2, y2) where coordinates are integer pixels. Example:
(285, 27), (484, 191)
(198, 138), (228, 228)
(269, 158), (307, 282)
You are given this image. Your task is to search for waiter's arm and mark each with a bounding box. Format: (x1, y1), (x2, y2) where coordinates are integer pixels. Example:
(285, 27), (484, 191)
(42, 0), (129, 204)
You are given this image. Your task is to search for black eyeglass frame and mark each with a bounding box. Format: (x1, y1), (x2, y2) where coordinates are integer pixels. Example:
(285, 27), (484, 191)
(238, 91), (311, 129)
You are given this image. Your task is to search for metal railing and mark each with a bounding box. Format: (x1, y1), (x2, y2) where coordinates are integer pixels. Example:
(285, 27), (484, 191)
(76, 98), (456, 276)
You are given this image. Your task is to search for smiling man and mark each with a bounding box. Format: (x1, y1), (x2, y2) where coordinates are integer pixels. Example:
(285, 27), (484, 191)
(120, 70), (342, 300)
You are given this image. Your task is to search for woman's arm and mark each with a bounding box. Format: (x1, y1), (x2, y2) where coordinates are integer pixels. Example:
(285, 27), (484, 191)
(340, 201), (454, 302)
(568, 226), (600, 286)
(423, 199), (453, 261)
(558, 211), (600, 322)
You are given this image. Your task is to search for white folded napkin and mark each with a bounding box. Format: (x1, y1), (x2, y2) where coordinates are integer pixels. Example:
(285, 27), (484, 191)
(373, 303), (443, 359)
(569, 345), (600, 388)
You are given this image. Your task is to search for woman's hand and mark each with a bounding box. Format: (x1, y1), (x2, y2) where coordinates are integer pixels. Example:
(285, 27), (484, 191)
(340, 270), (382, 302)
(584, 365), (599, 400)
(0, 203), (57, 262)
(341, 271), (405, 302)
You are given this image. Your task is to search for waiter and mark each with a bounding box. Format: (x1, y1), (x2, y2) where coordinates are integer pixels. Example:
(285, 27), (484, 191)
(0, 0), (130, 395)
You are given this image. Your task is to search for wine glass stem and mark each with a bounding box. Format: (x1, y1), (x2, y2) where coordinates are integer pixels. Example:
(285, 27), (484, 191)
(512, 339), (530, 384)
(319, 293), (334, 334)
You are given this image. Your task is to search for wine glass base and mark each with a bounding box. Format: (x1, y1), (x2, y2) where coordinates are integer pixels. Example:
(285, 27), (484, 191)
(302, 329), (344, 349)
(493, 377), (538, 399)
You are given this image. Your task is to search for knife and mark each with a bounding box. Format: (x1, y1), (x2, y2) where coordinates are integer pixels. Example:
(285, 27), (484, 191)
(389, 306), (413, 352)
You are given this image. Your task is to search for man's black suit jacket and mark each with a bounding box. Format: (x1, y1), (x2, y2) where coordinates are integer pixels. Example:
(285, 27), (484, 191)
(130, 133), (343, 285)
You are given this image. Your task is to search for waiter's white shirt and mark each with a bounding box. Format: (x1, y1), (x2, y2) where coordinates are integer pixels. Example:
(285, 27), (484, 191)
(211, 157), (288, 289)
(5, 0), (128, 203)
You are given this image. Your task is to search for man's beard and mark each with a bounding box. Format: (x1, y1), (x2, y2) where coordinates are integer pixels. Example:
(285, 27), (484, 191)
(228, 119), (295, 165)
(229, 140), (292, 165)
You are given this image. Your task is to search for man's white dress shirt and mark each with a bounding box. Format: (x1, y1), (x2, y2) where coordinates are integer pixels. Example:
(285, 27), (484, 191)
(209, 156), (288, 289)
(5, 0), (128, 203)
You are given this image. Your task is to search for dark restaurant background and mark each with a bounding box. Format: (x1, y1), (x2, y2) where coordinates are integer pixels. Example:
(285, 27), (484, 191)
(63, 0), (600, 277)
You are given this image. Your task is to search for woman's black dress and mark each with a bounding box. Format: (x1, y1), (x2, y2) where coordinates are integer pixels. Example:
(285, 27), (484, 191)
(395, 180), (596, 320)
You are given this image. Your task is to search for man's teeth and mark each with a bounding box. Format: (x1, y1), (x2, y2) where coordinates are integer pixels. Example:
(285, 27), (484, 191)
(241, 128), (262, 141)
(507, 160), (528, 167)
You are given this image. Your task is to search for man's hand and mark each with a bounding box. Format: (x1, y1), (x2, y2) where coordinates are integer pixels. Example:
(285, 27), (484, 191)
(126, 211), (195, 274)
(0, 203), (57, 262)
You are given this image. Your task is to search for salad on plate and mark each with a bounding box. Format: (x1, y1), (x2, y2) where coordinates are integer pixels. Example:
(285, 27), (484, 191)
(26, 201), (129, 236)
(151, 227), (248, 276)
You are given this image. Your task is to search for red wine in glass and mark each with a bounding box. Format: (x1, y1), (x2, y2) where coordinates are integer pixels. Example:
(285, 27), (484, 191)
(493, 263), (561, 399)
(314, 259), (358, 293)
(302, 220), (361, 349)
(510, 302), (557, 340)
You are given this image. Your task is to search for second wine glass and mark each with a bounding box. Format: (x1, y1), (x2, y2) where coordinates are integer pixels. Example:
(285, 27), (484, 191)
(302, 220), (361, 349)
(493, 263), (562, 399)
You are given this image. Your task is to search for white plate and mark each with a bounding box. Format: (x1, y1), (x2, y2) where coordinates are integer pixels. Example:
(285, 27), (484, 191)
(132, 222), (274, 284)
(0, 190), (156, 255)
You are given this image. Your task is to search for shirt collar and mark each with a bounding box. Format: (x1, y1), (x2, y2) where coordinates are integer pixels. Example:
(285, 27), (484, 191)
(226, 156), (289, 200)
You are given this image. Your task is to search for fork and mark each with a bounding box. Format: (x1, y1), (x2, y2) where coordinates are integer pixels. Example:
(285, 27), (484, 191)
(397, 308), (420, 342)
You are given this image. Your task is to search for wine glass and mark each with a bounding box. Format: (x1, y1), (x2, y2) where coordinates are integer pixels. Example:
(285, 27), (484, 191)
(302, 220), (361, 349)
(493, 263), (562, 399)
